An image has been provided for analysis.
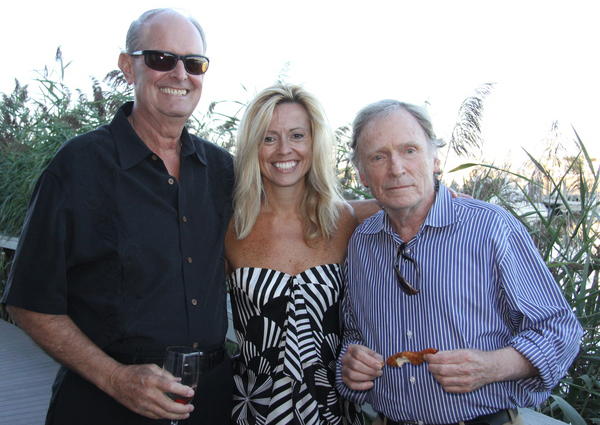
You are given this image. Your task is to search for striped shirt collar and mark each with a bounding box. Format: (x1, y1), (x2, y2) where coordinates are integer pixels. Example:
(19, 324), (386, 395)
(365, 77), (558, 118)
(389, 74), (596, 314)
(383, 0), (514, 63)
(357, 183), (459, 240)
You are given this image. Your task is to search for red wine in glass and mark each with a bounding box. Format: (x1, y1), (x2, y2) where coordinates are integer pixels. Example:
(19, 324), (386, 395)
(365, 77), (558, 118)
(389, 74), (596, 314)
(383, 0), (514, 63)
(167, 385), (197, 404)
(163, 346), (201, 425)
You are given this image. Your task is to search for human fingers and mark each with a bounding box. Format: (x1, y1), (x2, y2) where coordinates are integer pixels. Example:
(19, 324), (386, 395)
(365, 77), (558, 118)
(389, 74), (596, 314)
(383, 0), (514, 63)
(159, 378), (197, 407)
(347, 344), (384, 369)
(341, 345), (383, 390)
(449, 188), (473, 199)
(427, 350), (491, 393)
(344, 345), (384, 374)
(108, 364), (194, 419)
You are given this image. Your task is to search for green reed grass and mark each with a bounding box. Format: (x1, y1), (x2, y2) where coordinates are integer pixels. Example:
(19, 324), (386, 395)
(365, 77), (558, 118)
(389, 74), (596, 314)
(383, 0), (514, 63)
(450, 132), (600, 424)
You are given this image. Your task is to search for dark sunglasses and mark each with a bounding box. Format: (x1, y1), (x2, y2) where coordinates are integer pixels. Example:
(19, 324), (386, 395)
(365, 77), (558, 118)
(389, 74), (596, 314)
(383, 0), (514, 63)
(394, 243), (420, 295)
(130, 50), (210, 75)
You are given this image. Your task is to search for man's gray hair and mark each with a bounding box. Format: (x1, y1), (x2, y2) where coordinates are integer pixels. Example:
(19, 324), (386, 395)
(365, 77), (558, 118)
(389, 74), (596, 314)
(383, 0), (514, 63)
(349, 99), (446, 169)
(125, 8), (207, 54)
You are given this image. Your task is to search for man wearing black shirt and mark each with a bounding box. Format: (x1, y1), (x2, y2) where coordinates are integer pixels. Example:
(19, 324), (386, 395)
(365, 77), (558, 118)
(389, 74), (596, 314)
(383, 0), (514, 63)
(2, 8), (233, 424)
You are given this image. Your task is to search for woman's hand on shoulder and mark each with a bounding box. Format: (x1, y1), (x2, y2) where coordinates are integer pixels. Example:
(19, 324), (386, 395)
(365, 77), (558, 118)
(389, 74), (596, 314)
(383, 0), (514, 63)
(449, 188), (472, 199)
(348, 199), (381, 224)
(335, 202), (360, 239)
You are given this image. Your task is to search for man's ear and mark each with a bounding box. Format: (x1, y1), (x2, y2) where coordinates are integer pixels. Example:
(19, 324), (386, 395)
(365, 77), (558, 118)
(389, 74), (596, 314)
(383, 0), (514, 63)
(433, 157), (441, 174)
(359, 170), (369, 188)
(118, 52), (135, 85)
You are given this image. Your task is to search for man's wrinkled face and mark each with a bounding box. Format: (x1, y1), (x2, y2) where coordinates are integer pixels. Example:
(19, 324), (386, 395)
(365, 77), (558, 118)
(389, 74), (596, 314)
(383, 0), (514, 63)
(128, 13), (205, 123)
(358, 108), (440, 215)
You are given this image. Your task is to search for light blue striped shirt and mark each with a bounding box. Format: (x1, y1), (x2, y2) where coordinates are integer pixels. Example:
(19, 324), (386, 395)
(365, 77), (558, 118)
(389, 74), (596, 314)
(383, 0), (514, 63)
(337, 184), (583, 424)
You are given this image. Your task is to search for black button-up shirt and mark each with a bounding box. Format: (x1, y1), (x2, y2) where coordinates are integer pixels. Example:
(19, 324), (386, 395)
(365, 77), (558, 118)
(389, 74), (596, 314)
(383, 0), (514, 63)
(3, 102), (234, 357)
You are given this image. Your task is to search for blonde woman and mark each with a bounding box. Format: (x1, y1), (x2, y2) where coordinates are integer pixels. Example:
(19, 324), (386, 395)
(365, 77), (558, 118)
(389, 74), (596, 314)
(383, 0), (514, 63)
(225, 83), (375, 424)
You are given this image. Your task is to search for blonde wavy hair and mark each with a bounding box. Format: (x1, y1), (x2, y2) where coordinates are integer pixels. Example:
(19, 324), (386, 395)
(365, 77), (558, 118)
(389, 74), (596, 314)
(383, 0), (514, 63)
(233, 83), (344, 242)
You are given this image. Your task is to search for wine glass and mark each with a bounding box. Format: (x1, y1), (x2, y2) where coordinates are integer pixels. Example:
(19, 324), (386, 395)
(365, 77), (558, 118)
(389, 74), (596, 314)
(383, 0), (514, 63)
(163, 346), (201, 425)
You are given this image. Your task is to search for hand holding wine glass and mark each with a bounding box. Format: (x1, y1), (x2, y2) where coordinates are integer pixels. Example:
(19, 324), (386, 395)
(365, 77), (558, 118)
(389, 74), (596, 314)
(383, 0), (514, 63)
(163, 346), (201, 425)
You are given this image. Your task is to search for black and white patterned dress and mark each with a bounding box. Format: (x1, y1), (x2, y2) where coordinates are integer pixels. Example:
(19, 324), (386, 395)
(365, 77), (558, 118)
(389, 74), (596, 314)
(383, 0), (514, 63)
(229, 264), (363, 425)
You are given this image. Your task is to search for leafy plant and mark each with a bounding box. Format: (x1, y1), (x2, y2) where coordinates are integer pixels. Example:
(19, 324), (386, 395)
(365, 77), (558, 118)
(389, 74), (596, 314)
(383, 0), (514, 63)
(334, 124), (371, 201)
(442, 82), (495, 168)
(450, 131), (600, 424)
(0, 50), (133, 236)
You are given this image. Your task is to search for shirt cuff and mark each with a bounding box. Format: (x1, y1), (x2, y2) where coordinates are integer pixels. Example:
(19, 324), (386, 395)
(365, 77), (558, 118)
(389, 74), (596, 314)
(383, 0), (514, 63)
(336, 342), (370, 406)
(509, 331), (558, 392)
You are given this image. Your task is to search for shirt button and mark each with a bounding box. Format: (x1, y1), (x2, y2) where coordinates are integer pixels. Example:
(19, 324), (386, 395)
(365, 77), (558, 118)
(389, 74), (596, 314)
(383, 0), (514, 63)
(407, 330), (413, 339)
(406, 248), (411, 254)
(168, 178), (175, 185)
(151, 154), (158, 161)
(410, 376), (416, 384)
(192, 342), (198, 349)
(191, 299), (197, 306)
(182, 216), (187, 223)
(187, 257), (193, 264)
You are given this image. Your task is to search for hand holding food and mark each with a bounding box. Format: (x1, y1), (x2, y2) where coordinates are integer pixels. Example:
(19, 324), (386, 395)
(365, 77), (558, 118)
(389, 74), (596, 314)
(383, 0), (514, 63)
(386, 348), (439, 367)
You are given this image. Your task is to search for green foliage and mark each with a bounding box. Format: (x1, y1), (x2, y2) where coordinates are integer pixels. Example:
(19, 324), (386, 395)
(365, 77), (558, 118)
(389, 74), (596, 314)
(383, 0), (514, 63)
(458, 162), (512, 202)
(443, 82), (495, 166)
(451, 132), (600, 424)
(0, 51), (133, 236)
(193, 99), (247, 153)
(334, 124), (371, 201)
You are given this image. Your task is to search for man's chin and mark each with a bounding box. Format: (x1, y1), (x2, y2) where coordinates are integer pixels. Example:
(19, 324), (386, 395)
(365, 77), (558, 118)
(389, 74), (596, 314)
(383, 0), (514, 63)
(161, 98), (199, 118)
(161, 107), (194, 120)
(381, 199), (412, 211)
(380, 191), (422, 208)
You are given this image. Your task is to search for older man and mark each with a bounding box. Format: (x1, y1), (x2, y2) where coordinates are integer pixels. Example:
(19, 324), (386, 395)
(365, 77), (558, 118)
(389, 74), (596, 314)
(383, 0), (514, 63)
(2, 9), (233, 425)
(336, 100), (582, 425)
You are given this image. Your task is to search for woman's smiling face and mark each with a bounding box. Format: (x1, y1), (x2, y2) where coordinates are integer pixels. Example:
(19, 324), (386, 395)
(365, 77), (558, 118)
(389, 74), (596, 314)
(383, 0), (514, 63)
(259, 102), (313, 191)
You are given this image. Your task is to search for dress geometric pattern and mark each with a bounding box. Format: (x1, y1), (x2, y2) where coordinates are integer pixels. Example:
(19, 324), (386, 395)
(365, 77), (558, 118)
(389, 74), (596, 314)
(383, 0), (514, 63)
(229, 264), (364, 425)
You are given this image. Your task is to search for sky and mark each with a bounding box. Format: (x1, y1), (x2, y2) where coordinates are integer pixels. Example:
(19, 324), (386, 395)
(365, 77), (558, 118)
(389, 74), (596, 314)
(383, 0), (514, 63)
(2, 0), (599, 176)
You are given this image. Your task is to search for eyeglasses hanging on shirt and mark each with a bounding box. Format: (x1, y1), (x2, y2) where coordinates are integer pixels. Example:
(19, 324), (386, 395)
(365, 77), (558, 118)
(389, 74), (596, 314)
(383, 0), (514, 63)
(394, 243), (420, 295)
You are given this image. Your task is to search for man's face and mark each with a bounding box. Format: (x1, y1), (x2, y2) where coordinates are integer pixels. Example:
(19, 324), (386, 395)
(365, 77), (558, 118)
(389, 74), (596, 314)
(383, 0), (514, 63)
(127, 13), (205, 124)
(358, 108), (440, 216)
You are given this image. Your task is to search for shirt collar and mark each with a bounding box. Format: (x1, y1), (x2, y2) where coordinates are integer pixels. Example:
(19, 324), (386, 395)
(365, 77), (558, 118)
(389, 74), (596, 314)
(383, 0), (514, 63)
(424, 183), (458, 228)
(111, 102), (207, 170)
(357, 183), (458, 238)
